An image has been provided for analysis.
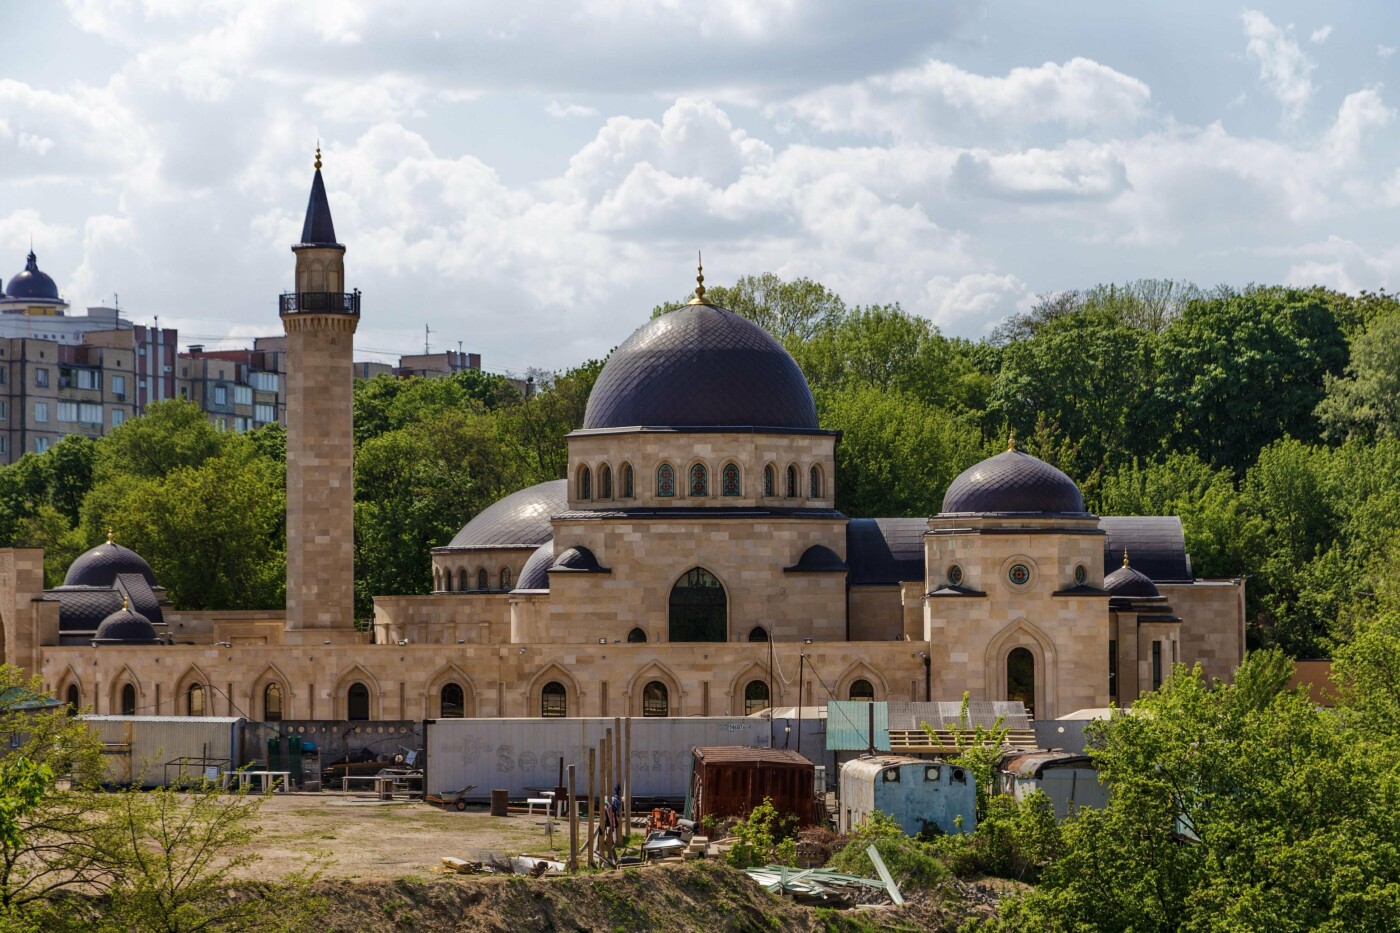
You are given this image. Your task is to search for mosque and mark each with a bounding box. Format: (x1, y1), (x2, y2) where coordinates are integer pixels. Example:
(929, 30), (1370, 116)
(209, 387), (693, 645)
(0, 157), (1245, 724)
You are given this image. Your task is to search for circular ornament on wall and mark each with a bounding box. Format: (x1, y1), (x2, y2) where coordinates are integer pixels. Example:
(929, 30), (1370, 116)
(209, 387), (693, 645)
(1007, 563), (1032, 587)
(947, 564), (964, 586)
(1074, 564), (1087, 585)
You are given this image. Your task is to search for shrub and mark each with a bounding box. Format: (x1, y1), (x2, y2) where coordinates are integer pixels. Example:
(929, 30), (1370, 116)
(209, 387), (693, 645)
(827, 813), (949, 893)
(932, 792), (1063, 882)
(724, 798), (798, 869)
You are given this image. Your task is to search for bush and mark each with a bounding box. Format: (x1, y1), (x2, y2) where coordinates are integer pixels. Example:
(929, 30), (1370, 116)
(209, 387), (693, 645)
(931, 792), (1062, 882)
(827, 812), (948, 893)
(723, 798), (798, 869)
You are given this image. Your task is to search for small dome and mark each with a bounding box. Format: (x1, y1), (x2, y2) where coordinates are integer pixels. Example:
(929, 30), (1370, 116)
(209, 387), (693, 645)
(1105, 561), (1160, 598)
(64, 539), (158, 588)
(93, 605), (159, 644)
(441, 480), (568, 549)
(582, 303), (819, 431)
(513, 543), (554, 592)
(6, 251), (60, 301)
(550, 546), (608, 573)
(940, 449), (1086, 515)
(785, 544), (849, 573)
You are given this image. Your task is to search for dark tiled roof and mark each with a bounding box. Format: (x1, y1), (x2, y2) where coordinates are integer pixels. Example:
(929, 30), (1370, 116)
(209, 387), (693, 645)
(784, 545), (848, 573)
(6, 250), (60, 300)
(299, 168), (339, 246)
(116, 573), (164, 626)
(941, 449), (1087, 515)
(1052, 583), (1110, 597)
(51, 587), (123, 632)
(582, 304), (819, 431)
(1098, 517), (1191, 583)
(439, 480), (568, 549)
(549, 546), (610, 573)
(846, 518), (927, 586)
(93, 607), (158, 644)
(553, 506), (844, 520)
(512, 543), (554, 592)
(928, 584), (986, 597)
(1104, 563), (1160, 598)
(64, 541), (157, 588)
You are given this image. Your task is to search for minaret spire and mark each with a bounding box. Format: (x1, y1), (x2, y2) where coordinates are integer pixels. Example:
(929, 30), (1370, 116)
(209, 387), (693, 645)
(300, 145), (338, 246)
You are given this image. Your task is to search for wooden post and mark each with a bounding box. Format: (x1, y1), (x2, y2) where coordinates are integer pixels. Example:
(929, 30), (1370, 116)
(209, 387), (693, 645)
(587, 746), (596, 868)
(613, 716), (623, 840)
(623, 716), (632, 835)
(567, 764), (578, 872)
(604, 728), (614, 845)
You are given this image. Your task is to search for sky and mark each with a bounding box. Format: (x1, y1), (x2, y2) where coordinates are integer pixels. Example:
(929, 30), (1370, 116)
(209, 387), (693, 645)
(1, 1), (1397, 375)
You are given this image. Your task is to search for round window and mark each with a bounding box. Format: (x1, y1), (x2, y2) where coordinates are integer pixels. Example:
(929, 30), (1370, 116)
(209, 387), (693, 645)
(1074, 564), (1087, 585)
(1008, 563), (1032, 586)
(947, 564), (964, 586)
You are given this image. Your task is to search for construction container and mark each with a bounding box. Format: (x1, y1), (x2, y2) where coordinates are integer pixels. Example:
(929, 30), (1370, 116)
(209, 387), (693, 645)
(997, 751), (1107, 818)
(81, 715), (245, 787)
(839, 755), (976, 836)
(423, 717), (767, 802)
(689, 746), (816, 827)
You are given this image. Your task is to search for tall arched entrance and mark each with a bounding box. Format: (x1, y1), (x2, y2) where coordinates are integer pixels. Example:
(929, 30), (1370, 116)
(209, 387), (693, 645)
(669, 568), (727, 642)
(1007, 647), (1035, 717)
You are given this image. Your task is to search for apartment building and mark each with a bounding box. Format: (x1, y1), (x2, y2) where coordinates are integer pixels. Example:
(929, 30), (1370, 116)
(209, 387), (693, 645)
(176, 338), (287, 433)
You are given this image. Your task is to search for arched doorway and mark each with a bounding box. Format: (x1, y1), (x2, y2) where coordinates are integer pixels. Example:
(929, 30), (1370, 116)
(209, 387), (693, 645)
(669, 568), (726, 642)
(642, 681), (669, 717)
(1007, 647), (1035, 717)
(849, 679), (875, 701)
(440, 683), (465, 718)
(347, 683), (370, 721)
(744, 680), (770, 715)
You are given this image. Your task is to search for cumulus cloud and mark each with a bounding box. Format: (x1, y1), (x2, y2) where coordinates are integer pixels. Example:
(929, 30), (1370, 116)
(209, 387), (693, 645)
(1242, 10), (1315, 123)
(1309, 25), (1332, 44)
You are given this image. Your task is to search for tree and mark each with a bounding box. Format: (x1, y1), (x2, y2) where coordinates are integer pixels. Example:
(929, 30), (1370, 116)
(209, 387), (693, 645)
(650, 272), (847, 343)
(1317, 308), (1400, 441)
(91, 401), (226, 483)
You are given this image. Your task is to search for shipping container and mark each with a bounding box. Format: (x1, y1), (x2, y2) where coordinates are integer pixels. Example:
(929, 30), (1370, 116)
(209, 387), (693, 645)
(81, 715), (245, 787)
(839, 755), (976, 836)
(689, 746), (816, 827)
(423, 717), (766, 801)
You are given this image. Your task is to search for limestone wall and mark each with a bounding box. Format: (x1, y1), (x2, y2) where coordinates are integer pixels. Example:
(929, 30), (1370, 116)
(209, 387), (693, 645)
(1162, 580), (1245, 684)
(371, 593), (512, 645)
(430, 547), (536, 594)
(847, 586), (902, 641)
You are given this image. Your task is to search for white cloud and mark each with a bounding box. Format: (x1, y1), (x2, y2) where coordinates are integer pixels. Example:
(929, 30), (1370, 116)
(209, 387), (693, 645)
(925, 273), (1028, 330)
(1242, 10), (1315, 123)
(1309, 25), (1332, 44)
(546, 101), (600, 118)
(1379, 45), (1397, 59)
(1278, 236), (1400, 293)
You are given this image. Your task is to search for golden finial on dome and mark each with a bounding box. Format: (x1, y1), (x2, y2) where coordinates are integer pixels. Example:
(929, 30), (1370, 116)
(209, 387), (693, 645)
(687, 251), (713, 306)
(1122, 548), (1130, 568)
(314, 144), (322, 172)
(107, 528), (114, 545)
(122, 594), (130, 611)
(1008, 430), (1016, 452)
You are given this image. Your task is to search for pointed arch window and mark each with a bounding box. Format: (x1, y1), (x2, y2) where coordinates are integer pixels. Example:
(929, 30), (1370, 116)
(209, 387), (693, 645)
(187, 684), (206, 717)
(657, 463), (675, 498)
(786, 465), (798, 497)
(477, 569), (489, 591)
(541, 681), (567, 718)
(65, 683), (80, 714)
(627, 627), (647, 643)
(849, 679), (875, 702)
(763, 464), (775, 497)
(689, 463), (708, 497)
(458, 569), (468, 592)
(264, 683), (283, 722)
(744, 680), (770, 716)
(721, 463), (741, 497)
(600, 464), (613, 499)
(748, 626), (769, 642)
(440, 683), (465, 718)
(1007, 647), (1035, 718)
(642, 681), (669, 718)
(499, 567), (512, 590)
(621, 463), (634, 498)
(669, 568), (727, 642)
(347, 682), (370, 721)
(809, 465), (823, 498)
(578, 465), (592, 500)
(121, 683), (137, 716)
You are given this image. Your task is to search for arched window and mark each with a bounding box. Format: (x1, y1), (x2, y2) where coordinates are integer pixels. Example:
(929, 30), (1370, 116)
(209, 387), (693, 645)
(440, 683), (465, 718)
(669, 568), (727, 642)
(809, 465), (823, 498)
(721, 463), (741, 497)
(264, 683), (283, 722)
(578, 465), (592, 500)
(642, 681), (669, 718)
(600, 464), (613, 499)
(477, 569), (489, 591)
(458, 569), (468, 592)
(347, 682), (370, 721)
(121, 683), (137, 716)
(499, 567), (512, 590)
(763, 464), (775, 497)
(657, 463), (675, 498)
(849, 679), (875, 702)
(1007, 647), (1035, 718)
(627, 627), (647, 643)
(744, 680), (770, 716)
(622, 463), (634, 498)
(786, 465), (798, 497)
(541, 681), (567, 718)
(689, 463), (708, 497)
(187, 684), (205, 717)
(748, 626), (769, 642)
(65, 683), (80, 713)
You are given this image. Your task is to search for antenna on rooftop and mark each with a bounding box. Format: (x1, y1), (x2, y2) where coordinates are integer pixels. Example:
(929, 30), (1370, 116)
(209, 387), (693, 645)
(424, 324), (431, 355)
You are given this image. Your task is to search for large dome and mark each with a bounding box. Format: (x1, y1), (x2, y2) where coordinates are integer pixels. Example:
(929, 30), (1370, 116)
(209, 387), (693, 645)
(6, 251), (60, 301)
(440, 479), (567, 550)
(941, 449), (1087, 515)
(64, 539), (158, 588)
(582, 303), (819, 431)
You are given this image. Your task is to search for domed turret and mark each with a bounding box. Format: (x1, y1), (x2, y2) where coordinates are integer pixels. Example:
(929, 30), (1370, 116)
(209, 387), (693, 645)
(1104, 550), (1160, 598)
(6, 250), (60, 301)
(92, 596), (159, 644)
(64, 532), (158, 588)
(940, 442), (1087, 516)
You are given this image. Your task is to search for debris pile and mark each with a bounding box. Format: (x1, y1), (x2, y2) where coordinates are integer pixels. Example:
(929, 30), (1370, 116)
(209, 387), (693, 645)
(743, 845), (904, 909)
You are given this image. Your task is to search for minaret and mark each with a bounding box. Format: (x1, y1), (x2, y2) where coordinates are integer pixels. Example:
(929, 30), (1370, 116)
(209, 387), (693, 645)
(280, 147), (359, 633)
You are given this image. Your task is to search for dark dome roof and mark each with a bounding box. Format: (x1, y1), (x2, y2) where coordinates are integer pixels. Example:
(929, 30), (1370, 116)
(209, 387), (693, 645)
(64, 540), (158, 588)
(583, 303), (819, 431)
(93, 605), (158, 643)
(785, 544), (849, 573)
(940, 449), (1087, 515)
(1105, 561), (1160, 598)
(550, 546), (608, 573)
(513, 543), (554, 592)
(441, 480), (567, 549)
(6, 251), (60, 301)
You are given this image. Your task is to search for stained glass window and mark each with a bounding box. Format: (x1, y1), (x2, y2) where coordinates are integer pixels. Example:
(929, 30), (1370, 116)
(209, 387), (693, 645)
(948, 565), (964, 586)
(578, 465), (592, 500)
(722, 463), (740, 496)
(1074, 564), (1087, 585)
(809, 465), (822, 498)
(1008, 564), (1031, 586)
(657, 464), (675, 497)
(763, 465), (775, 497)
(786, 465), (798, 497)
(622, 464), (634, 498)
(689, 463), (708, 497)
(600, 464), (612, 498)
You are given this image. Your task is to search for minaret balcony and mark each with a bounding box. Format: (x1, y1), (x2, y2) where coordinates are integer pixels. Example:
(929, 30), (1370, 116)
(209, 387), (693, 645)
(279, 290), (360, 316)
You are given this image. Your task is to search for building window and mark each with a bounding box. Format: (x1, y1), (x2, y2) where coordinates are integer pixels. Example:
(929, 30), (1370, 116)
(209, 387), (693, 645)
(541, 681), (567, 718)
(763, 464), (775, 497)
(621, 463), (634, 498)
(0, 401), (6, 421)
(34, 368), (48, 388)
(1152, 640), (1163, 691)
(457, 569), (467, 592)
(34, 402), (48, 423)
(627, 627), (647, 643)
(112, 409), (125, 427)
(642, 681), (669, 718)
(1007, 647), (1035, 717)
(264, 683), (283, 722)
(79, 404), (102, 424)
(1074, 564), (1087, 586)
(187, 684), (205, 717)
(689, 463), (708, 497)
(721, 463), (740, 497)
(440, 683), (465, 718)
(747, 626), (769, 642)
(947, 565), (964, 586)
(254, 404), (276, 423)
(347, 683), (370, 721)
(76, 369), (99, 390)
(0, 436), (8, 455)
(65, 683), (80, 712)
(1007, 563), (1032, 587)
(214, 385), (227, 405)
(57, 402), (78, 423)
(578, 465), (592, 500)
(744, 680), (770, 716)
(477, 569), (488, 591)
(250, 371), (278, 392)
(1109, 640), (1118, 699)
(120, 684), (137, 715)
(657, 463), (675, 498)
(234, 385), (252, 405)
(499, 567), (512, 590)
(112, 374), (126, 396)
(786, 465), (798, 497)
(809, 465), (822, 498)
(669, 568), (726, 642)
(600, 464), (612, 499)
(34, 437), (49, 454)
(849, 679), (875, 701)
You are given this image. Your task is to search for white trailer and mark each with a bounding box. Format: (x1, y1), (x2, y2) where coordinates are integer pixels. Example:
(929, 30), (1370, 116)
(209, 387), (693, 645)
(82, 715), (245, 787)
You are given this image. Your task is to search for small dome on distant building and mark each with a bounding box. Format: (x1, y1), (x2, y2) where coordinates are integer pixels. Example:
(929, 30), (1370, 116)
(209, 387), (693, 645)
(512, 543), (554, 592)
(1104, 552), (1160, 599)
(92, 598), (159, 644)
(64, 534), (158, 588)
(6, 250), (60, 301)
(940, 446), (1087, 516)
